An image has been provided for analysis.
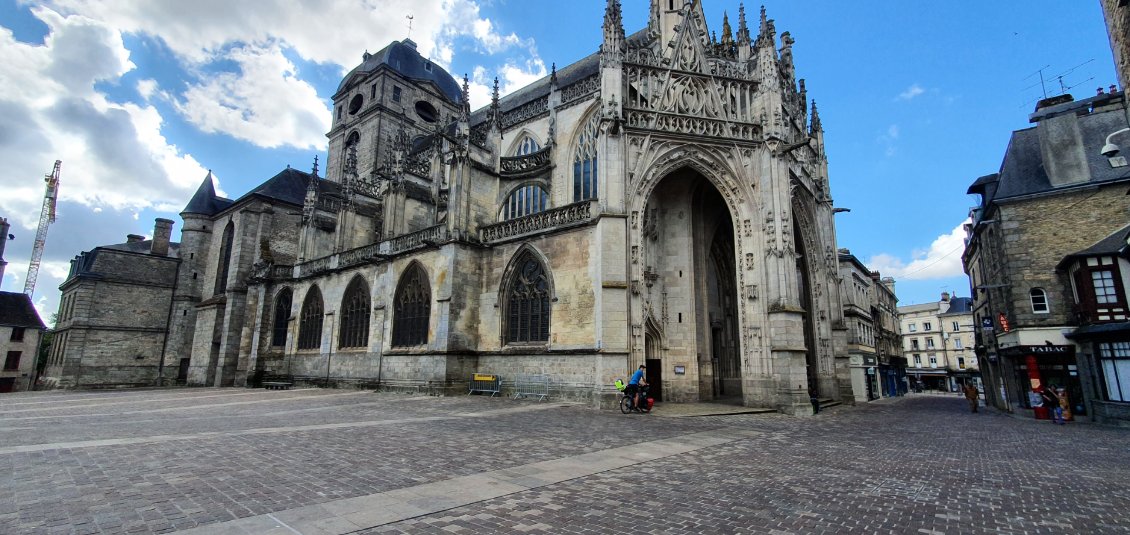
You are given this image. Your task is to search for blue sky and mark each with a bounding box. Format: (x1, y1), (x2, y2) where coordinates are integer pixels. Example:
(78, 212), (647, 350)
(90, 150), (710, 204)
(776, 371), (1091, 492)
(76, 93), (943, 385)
(0, 0), (1118, 323)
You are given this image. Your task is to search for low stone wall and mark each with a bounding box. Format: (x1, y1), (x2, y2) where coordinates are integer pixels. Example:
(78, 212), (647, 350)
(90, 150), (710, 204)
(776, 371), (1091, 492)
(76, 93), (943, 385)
(1093, 401), (1130, 427)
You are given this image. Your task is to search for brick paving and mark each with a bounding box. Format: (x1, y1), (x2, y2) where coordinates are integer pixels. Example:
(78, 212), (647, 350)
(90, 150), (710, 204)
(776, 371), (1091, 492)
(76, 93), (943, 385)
(1, 389), (1128, 534)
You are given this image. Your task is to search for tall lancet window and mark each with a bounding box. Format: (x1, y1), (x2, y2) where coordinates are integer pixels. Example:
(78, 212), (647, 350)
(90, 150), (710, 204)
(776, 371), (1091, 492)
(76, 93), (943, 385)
(338, 277), (371, 348)
(572, 113), (599, 202)
(501, 185), (549, 221)
(504, 251), (552, 344)
(214, 222), (235, 295)
(271, 288), (292, 347)
(297, 286), (324, 350)
(514, 135), (540, 156)
(392, 264), (431, 347)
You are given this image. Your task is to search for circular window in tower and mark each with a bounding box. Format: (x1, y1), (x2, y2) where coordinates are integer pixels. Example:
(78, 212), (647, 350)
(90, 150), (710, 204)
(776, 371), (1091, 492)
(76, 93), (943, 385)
(348, 94), (364, 114)
(415, 100), (438, 123)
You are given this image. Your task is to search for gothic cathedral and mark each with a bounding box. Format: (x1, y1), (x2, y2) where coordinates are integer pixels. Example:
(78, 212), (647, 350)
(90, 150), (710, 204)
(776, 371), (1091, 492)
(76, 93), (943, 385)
(118, 1), (845, 414)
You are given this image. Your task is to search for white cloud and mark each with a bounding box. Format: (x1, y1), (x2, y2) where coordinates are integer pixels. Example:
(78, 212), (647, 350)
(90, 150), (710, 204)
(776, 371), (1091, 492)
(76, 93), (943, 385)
(178, 43), (330, 150)
(887, 124), (899, 139)
(896, 83), (925, 101)
(42, 0), (543, 149)
(866, 221), (970, 281)
(136, 78), (157, 100)
(0, 8), (208, 221)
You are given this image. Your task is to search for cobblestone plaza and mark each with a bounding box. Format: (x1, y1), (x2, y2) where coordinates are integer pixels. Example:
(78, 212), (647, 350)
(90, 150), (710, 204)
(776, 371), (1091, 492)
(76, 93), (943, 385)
(3, 390), (1129, 534)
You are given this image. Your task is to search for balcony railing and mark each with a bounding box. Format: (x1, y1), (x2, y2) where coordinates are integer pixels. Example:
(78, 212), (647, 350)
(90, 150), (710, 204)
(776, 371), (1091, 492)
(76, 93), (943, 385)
(479, 200), (596, 244)
(272, 225), (450, 280)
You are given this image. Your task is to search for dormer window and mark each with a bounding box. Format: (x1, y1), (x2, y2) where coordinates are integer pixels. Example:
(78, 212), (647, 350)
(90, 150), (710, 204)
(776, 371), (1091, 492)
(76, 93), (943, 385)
(424, 62), (432, 72)
(1073, 256), (1128, 323)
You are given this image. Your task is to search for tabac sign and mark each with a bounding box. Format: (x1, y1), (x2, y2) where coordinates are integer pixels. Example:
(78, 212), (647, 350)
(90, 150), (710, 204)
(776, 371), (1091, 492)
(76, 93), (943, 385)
(1001, 345), (1074, 357)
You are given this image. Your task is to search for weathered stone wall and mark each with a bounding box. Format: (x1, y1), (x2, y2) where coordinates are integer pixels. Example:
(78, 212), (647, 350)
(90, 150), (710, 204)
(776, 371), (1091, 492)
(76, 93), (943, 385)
(1102, 0), (1130, 98)
(0, 326), (40, 392)
(999, 183), (1130, 328)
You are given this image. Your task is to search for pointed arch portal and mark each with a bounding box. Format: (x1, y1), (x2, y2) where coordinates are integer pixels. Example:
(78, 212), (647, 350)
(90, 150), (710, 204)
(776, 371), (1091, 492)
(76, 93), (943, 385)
(640, 166), (742, 402)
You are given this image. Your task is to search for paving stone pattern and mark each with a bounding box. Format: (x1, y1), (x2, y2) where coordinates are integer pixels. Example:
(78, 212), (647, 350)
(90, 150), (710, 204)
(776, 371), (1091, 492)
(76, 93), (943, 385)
(1, 389), (1128, 534)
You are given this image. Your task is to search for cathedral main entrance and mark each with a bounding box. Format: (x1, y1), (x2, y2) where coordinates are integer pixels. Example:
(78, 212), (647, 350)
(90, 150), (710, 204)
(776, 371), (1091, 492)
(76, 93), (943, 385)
(640, 167), (741, 402)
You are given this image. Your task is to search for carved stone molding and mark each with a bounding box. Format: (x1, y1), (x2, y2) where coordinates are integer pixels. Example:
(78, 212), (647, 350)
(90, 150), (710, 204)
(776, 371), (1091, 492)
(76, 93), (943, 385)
(479, 200), (595, 243)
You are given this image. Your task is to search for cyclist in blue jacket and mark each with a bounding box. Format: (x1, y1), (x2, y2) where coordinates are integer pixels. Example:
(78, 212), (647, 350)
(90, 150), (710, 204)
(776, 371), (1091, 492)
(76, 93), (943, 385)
(626, 364), (648, 410)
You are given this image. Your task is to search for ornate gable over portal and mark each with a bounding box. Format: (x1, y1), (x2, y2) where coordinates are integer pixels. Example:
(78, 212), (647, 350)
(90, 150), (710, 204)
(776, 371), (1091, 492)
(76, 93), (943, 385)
(623, 4), (761, 142)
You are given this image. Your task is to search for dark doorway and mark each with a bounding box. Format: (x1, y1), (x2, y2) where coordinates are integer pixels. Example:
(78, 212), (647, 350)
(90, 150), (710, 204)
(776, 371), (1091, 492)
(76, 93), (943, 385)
(794, 218), (820, 399)
(0, 378), (14, 393)
(646, 358), (662, 402)
(177, 358), (190, 385)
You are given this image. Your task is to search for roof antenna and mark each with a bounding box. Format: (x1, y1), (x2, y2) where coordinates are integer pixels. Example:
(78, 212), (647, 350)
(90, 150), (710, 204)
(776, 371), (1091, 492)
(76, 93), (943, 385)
(406, 14), (414, 40)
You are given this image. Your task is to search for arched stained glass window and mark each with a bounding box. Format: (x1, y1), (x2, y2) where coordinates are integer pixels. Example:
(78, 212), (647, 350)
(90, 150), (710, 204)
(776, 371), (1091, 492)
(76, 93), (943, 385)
(505, 252), (552, 344)
(271, 288), (292, 347)
(392, 264), (431, 347)
(339, 277), (371, 348)
(572, 113), (599, 202)
(214, 221), (235, 295)
(514, 135), (540, 156)
(501, 184), (549, 220)
(297, 286), (324, 350)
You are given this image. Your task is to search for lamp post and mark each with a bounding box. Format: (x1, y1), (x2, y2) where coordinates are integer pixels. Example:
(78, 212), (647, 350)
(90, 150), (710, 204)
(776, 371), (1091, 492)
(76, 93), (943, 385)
(324, 311), (335, 388)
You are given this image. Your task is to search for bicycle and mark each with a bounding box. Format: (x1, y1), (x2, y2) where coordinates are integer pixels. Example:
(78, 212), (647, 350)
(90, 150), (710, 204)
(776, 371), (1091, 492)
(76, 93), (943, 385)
(615, 379), (651, 414)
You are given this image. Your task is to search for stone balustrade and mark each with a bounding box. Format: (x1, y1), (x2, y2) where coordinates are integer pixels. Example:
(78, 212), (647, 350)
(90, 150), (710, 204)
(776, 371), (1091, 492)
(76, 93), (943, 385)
(499, 147), (551, 176)
(276, 225), (450, 280)
(479, 200), (596, 244)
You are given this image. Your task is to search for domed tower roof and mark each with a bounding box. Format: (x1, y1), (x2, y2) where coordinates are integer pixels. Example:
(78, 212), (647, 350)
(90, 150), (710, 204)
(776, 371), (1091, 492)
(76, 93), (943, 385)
(335, 39), (462, 104)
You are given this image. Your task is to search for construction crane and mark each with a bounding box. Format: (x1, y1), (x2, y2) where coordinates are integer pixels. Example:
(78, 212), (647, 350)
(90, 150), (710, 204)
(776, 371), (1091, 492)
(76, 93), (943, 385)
(24, 160), (60, 297)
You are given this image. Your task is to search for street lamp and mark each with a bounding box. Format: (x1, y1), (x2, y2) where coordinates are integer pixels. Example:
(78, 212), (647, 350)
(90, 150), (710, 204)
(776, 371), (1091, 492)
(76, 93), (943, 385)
(1100, 127), (1129, 157)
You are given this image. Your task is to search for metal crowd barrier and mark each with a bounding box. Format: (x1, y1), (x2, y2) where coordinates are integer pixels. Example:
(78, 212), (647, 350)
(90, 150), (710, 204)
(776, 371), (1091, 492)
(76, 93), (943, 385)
(468, 373), (501, 397)
(511, 374), (550, 401)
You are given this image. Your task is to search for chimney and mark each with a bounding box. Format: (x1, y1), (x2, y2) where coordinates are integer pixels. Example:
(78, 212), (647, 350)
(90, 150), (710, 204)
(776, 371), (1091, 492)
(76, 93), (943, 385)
(881, 277), (896, 294)
(126, 234), (145, 244)
(941, 291), (950, 303)
(151, 218), (174, 256)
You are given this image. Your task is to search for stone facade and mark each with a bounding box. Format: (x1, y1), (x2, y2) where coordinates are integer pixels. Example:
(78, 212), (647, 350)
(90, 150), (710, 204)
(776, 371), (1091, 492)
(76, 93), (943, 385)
(1101, 0), (1129, 103)
(0, 291), (46, 392)
(50, 1), (848, 414)
(44, 220), (180, 388)
(898, 294), (978, 393)
(964, 89), (1130, 420)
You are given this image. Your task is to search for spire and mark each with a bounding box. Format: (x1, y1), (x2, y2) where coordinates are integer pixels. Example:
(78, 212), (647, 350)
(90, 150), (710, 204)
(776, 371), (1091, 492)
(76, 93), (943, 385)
(602, 0), (625, 67)
(488, 76), (501, 127)
(799, 79), (808, 117)
(311, 155), (319, 177)
(736, 3), (751, 45)
(550, 62), (558, 86)
(182, 171), (220, 215)
(458, 73), (471, 123)
(721, 11), (733, 44)
(810, 100), (822, 133)
(756, 5), (776, 47)
(603, 0), (624, 40)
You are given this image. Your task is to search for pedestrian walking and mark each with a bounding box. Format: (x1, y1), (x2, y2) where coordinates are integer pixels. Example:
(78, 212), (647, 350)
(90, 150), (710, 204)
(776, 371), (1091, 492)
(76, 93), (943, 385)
(963, 383), (979, 413)
(1041, 384), (1065, 424)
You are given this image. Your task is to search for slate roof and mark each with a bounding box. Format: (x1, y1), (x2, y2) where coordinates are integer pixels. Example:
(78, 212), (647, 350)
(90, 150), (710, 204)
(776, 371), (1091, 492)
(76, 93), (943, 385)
(101, 241), (181, 256)
(0, 291), (46, 330)
(939, 297), (973, 316)
(182, 173), (233, 216)
(233, 167), (318, 207)
(968, 92), (1130, 207)
(337, 39), (462, 104)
